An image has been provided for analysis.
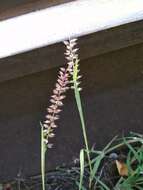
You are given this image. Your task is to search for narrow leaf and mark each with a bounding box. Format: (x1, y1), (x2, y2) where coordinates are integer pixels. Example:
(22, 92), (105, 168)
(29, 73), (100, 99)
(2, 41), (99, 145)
(79, 149), (85, 190)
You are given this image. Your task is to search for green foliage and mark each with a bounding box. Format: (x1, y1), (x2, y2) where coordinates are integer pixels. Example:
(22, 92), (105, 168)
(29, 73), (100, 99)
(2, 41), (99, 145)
(89, 133), (143, 190)
(114, 135), (143, 190)
(79, 149), (85, 190)
(39, 37), (143, 190)
(72, 58), (93, 187)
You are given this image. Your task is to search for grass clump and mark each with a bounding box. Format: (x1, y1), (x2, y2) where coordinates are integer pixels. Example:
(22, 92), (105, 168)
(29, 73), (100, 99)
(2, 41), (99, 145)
(39, 38), (143, 190)
(40, 38), (93, 189)
(2, 133), (143, 190)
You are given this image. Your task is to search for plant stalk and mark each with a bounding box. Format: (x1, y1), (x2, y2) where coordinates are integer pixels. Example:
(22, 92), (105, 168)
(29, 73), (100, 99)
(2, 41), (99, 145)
(74, 83), (92, 188)
(41, 123), (46, 190)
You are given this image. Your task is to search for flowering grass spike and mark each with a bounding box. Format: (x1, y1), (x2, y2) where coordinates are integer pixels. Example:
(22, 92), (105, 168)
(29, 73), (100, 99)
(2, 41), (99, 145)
(43, 67), (69, 148)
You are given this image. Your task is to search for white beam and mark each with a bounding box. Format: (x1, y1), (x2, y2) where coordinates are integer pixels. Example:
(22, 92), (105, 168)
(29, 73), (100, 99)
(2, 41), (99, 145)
(0, 0), (143, 59)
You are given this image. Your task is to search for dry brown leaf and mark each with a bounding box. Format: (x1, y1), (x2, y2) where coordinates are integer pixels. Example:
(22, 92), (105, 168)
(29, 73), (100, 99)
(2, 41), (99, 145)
(115, 160), (128, 176)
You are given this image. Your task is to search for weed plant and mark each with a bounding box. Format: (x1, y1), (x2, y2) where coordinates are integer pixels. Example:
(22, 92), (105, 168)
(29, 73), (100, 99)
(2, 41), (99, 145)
(0, 39), (142, 190)
(2, 134), (143, 190)
(40, 39), (143, 190)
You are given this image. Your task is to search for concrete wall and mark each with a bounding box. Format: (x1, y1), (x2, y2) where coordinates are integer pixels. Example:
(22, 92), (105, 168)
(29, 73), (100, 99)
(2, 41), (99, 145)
(0, 43), (143, 180)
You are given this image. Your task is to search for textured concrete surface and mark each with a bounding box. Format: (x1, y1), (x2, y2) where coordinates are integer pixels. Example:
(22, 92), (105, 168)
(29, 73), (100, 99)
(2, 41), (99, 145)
(0, 43), (143, 181)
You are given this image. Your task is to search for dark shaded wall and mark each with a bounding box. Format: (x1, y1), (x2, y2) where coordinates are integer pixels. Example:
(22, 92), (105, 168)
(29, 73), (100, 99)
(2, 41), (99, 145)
(0, 0), (74, 21)
(0, 43), (143, 180)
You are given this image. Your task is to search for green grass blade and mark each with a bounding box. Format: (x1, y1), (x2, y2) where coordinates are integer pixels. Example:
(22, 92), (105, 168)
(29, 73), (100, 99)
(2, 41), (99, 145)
(94, 177), (110, 190)
(79, 149), (85, 190)
(126, 150), (134, 175)
(72, 60), (92, 186)
(91, 153), (104, 181)
(103, 136), (118, 152)
(123, 137), (140, 162)
(114, 177), (124, 189)
(76, 181), (87, 190)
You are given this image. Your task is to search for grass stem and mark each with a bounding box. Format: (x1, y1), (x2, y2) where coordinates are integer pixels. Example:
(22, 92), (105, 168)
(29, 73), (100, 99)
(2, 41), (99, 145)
(73, 60), (92, 188)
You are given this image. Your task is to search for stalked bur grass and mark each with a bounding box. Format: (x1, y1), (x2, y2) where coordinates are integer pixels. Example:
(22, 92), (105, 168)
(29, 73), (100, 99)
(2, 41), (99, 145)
(64, 39), (93, 189)
(41, 38), (92, 190)
(40, 62), (72, 190)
